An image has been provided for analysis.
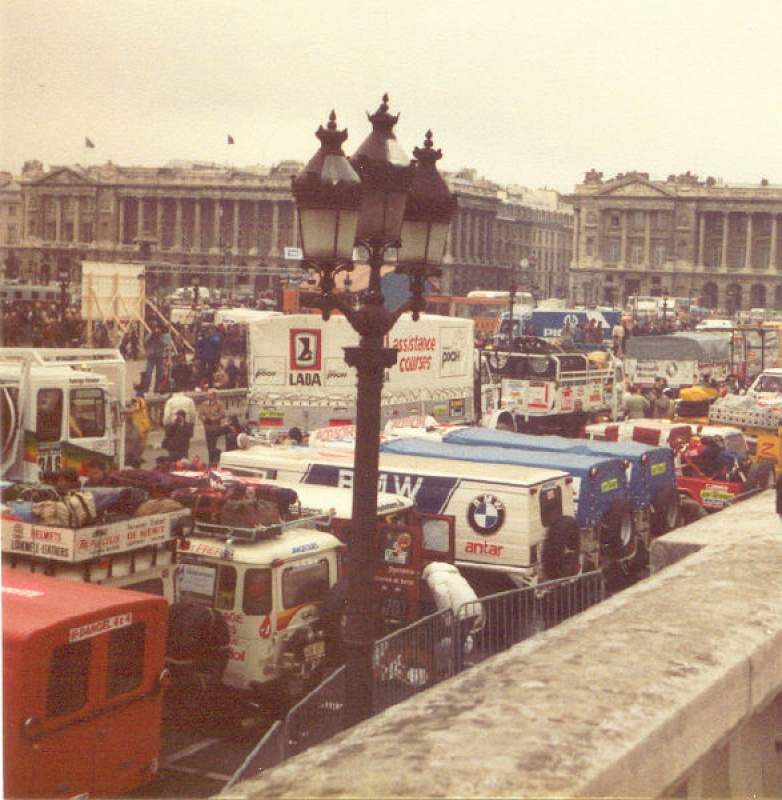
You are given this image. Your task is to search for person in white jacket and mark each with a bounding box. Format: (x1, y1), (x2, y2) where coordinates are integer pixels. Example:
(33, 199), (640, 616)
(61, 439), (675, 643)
(163, 392), (197, 426)
(422, 562), (485, 656)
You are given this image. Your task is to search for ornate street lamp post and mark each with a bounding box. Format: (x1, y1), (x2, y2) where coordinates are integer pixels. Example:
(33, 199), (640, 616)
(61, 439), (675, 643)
(292, 96), (456, 728)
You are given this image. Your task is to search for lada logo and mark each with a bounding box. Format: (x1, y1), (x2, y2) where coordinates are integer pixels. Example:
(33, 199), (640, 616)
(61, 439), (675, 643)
(467, 494), (505, 535)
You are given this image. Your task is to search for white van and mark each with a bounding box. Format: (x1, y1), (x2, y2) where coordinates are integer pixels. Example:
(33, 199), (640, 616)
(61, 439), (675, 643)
(220, 445), (577, 588)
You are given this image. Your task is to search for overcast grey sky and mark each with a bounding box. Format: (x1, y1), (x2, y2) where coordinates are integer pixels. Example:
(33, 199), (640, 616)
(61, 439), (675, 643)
(2, 0), (781, 193)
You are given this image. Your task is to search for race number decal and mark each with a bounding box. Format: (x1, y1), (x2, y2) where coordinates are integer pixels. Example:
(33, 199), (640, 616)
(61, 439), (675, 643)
(258, 615), (272, 639)
(467, 494), (505, 535)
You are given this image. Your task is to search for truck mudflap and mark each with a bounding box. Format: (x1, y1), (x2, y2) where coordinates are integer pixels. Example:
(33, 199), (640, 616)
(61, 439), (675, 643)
(540, 515), (580, 581)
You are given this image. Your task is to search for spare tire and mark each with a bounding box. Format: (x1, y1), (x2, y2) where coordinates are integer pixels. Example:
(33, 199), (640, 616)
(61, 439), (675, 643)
(166, 602), (229, 683)
(601, 499), (635, 562)
(651, 485), (682, 536)
(540, 516), (580, 581)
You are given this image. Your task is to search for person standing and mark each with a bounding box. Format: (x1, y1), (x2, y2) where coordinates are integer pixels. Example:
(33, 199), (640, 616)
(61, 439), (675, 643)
(622, 385), (650, 419)
(198, 389), (226, 465)
(163, 410), (194, 461)
(129, 393), (153, 451)
(140, 321), (171, 393)
(422, 562), (484, 664)
(612, 320), (626, 356)
(650, 387), (676, 419)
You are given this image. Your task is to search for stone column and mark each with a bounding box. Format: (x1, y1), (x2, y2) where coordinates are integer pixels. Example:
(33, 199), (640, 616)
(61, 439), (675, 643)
(194, 200), (202, 251)
(644, 211), (652, 266)
(175, 198), (183, 250)
(770, 214), (778, 271)
(270, 201), (280, 256)
(55, 197), (63, 243)
(233, 200), (240, 250)
(137, 197), (145, 239)
(156, 197), (164, 246)
(697, 213), (706, 266)
(620, 210), (628, 265)
(214, 201), (222, 249)
(596, 210), (603, 265)
(118, 197), (125, 244)
(74, 197), (81, 243)
(254, 201), (261, 251)
(721, 211), (730, 268)
(744, 212), (753, 270)
(571, 208), (580, 264)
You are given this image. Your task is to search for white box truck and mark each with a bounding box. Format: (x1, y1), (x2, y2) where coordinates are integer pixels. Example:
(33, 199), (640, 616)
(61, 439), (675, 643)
(246, 313), (476, 434)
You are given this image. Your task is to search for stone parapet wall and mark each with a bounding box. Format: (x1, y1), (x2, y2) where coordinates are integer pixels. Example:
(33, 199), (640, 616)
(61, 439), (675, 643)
(221, 492), (782, 798)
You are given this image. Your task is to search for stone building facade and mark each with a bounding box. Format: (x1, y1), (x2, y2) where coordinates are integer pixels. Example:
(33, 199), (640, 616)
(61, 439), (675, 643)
(13, 160), (302, 297)
(443, 169), (573, 299)
(6, 159), (574, 303)
(563, 170), (782, 312)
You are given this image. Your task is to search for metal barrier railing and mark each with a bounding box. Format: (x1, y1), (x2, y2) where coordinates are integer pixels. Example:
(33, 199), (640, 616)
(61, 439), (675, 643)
(224, 570), (606, 789)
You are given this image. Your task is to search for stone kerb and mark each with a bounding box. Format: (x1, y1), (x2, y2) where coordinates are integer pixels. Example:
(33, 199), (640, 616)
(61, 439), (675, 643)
(220, 492), (782, 799)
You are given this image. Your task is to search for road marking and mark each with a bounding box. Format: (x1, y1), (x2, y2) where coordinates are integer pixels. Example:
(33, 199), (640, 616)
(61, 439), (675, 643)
(161, 763), (233, 782)
(163, 737), (220, 764)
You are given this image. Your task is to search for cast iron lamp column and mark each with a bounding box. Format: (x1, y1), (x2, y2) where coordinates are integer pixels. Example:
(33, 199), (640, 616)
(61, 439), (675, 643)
(292, 96), (455, 728)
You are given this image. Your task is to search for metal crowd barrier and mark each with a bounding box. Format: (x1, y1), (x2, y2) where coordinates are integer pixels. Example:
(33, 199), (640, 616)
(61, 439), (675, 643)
(224, 570), (606, 790)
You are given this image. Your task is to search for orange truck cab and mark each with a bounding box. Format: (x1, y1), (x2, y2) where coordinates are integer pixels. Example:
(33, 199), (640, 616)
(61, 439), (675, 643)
(2, 568), (169, 798)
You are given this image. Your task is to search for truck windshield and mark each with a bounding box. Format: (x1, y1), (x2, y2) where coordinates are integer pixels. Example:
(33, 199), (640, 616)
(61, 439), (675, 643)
(282, 559), (330, 609)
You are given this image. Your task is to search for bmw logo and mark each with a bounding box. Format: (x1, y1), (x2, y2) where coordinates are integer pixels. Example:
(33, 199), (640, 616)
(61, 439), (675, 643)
(467, 494), (505, 535)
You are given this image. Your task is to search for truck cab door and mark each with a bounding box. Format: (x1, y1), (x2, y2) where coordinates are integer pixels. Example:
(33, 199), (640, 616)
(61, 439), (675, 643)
(68, 387), (113, 465)
(375, 522), (423, 627)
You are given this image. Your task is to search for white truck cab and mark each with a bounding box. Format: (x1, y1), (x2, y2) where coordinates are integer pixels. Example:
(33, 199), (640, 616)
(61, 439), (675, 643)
(0, 348), (126, 481)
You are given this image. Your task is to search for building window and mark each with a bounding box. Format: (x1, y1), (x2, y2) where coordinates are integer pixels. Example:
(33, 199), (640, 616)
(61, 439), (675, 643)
(710, 245), (722, 267)
(654, 245), (667, 266)
(735, 246), (746, 268)
(604, 242), (620, 263)
(610, 214), (620, 227)
(8, 205), (16, 217)
(631, 244), (644, 265)
(7, 225), (16, 244)
(587, 212), (597, 225)
(632, 211), (644, 230)
(586, 237), (593, 256)
(655, 212), (670, 231)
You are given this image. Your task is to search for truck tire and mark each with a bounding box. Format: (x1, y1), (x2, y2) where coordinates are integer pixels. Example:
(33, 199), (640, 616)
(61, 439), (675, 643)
(651, 486), (683, 536)
(601, 499), (634, 562)
(746, 460), (774, 491)
(680, 495), (708, 524)
(541, 516), (580, 581)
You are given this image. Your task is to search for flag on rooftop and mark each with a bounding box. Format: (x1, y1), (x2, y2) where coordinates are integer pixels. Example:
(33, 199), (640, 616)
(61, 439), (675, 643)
(227, 134), (235, 145)
(85, 137), (95, 148)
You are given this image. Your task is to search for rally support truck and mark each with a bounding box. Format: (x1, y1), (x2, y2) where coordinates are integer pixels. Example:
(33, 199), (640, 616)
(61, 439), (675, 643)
(624, 330), (763, 393)
(378, 436), (639, 581)
(479, 342), (625, 433)
(0, 348), (127, 482)
(1, 484), (191, 599)
(442, 426), (681, 556)
(245, 312), (475, 434)
(584, 419), (774, 521)
(164, 472), (454, 708)
(708, 369), (782, 474)
(219, 443), (579, 591)
(2, 569), (170, 799)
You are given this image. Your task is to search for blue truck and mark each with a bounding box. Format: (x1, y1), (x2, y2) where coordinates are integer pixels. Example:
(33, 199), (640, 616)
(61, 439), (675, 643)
(442, 427), (681, 553)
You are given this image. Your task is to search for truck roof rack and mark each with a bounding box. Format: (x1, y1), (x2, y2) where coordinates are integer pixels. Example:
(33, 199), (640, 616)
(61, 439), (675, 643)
(192, 511), (335, 543)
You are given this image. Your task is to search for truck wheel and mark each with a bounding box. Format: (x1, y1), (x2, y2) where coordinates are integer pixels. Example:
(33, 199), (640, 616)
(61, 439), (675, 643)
(746, 460), (774, 491)
(601, 499), (634, 561)
(541, 516), (580, 581)
(680, 496), (708, 524)
(651, 486), (682, 536)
